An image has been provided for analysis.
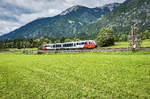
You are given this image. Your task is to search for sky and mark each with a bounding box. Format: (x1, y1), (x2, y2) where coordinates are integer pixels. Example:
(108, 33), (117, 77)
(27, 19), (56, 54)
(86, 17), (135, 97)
(0, 0), (125, 36)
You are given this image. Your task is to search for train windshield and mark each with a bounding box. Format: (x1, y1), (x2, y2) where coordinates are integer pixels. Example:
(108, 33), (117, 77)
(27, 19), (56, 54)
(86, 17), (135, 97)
(89, 40), (96, 45)
(45, 45), (50, 47)
(93, 41), (96, 45)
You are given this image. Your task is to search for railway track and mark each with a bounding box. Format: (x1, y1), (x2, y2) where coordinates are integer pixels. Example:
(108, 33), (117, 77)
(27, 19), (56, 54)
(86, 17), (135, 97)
(37, 47), (150, 53)
(1, 47), (150, 53)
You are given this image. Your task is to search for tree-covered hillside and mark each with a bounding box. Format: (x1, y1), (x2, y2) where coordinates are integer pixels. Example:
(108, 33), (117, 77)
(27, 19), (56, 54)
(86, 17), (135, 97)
(80, 0), (150, 39)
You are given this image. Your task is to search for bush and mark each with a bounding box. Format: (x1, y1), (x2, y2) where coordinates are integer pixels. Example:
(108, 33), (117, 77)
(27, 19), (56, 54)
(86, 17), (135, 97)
(96, 27), (115, 47)
(142, 30), (150, 40)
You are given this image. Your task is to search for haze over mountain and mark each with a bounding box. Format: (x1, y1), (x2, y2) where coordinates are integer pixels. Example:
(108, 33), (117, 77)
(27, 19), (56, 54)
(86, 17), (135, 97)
(0, 3), (120, 40)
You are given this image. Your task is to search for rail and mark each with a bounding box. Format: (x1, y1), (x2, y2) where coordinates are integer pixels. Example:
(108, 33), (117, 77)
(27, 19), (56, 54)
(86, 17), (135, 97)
(1, 47), (150, 54)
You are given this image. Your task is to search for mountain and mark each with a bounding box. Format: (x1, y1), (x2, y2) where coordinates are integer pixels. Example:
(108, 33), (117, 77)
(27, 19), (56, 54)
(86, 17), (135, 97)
(80, 0), (150, 39)
(0, 3), (120, 40)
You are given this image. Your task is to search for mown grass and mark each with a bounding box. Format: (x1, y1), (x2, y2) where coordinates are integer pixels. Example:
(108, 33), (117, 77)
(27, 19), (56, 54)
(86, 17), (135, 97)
(99, 40), (150, 48)
(7, 48), (38, 51)
(141, 40), (150, 47)
(0, 52), (150, 99)
(100, 42), (129, 48)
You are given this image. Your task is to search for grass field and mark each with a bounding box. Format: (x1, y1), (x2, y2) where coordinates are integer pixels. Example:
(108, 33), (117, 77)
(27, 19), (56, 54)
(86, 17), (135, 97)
(0, 52), (150, 98)
(7, 48), (38, 51)
(99, 40), (150, 48)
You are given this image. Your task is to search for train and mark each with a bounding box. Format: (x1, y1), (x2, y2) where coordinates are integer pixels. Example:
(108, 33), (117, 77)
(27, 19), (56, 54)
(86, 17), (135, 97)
(42, 40), (97, 50)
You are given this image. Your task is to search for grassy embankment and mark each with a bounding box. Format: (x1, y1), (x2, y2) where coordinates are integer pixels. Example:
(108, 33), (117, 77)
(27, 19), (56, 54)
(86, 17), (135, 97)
(0, 52), (150, 98)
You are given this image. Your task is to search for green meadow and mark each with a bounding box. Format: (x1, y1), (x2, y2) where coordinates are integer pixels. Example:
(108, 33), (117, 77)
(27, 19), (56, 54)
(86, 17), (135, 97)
(0, 52), (150, 99)
(100, 40), (150, 48)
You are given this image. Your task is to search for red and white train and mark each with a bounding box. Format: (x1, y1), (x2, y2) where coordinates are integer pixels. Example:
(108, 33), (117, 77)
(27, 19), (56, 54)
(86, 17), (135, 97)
(42, 40), (97, 50)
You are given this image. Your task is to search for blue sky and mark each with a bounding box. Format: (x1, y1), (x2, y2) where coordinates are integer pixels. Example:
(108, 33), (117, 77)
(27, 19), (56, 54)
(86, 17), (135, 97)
(0, 0), (125, 36)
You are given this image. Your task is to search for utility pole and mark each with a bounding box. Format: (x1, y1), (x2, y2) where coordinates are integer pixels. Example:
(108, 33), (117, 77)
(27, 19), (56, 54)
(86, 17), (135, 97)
(128, 24), (141, 51)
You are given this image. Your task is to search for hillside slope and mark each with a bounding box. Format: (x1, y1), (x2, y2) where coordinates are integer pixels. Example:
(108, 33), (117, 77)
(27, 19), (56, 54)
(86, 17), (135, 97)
(80, 0), (150, 39)
(0, 4), (120, 40)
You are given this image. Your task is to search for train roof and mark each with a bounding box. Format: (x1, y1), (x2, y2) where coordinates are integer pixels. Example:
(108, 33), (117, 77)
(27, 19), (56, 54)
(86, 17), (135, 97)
(44, 40), (95, 45)
(63, 40), (95, 43)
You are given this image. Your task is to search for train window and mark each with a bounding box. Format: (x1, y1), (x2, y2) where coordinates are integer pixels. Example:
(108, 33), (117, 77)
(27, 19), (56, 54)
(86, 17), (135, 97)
(85, 42), (87, 44)
(82, 42), (85, 45)
(69, 44), (71, 47)
(63, 44), (66, 47)
(88, 42), (91, 44)
(77, 43), (82, 45)
(56, 44), (61, 47)
(45, 45), (50, 47)
(66, 44), (68, 47)
(71, 43), (73, 46)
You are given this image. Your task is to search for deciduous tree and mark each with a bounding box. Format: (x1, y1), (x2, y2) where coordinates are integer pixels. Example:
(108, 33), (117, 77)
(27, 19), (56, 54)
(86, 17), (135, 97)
(96, 27), (115, 47)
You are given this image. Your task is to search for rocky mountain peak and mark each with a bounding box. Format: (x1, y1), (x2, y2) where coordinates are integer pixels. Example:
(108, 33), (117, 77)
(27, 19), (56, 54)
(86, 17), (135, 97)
(100, 3), (120, 11)
(60, 5), (85, 15)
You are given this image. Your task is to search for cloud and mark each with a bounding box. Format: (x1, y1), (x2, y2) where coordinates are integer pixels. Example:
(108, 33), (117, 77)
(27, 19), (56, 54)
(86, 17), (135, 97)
(0, 0), (125, 36)
(0, 20), (20, 36)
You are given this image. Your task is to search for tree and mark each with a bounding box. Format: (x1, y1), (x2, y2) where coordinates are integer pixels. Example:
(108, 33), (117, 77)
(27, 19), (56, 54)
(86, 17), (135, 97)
(0, 41), (4, 49)
(73, 37), (80, 41)
(128, 24), (142, 51)
(142, 30), (150, 40)
(65, 38), (72, 42)
(119, 34), (128, 41)
(96, 27), (115, 47)
(60, 37), (65, 43)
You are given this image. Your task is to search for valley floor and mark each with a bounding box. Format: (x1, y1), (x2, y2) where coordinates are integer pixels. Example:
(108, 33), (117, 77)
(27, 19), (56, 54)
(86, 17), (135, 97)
(5, 40), (150, 51)
(0, 52), (150, 98)
(99, 40), (150, 48)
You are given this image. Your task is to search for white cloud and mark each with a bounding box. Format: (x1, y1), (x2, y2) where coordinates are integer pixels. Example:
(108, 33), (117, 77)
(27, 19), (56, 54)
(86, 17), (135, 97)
(0, 0), (125, 36)
(17, 9), (61, 24)
(0, 20), (20, 36)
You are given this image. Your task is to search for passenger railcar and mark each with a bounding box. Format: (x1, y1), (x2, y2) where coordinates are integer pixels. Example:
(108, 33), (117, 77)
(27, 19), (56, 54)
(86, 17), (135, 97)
(42, 40), (97, 50)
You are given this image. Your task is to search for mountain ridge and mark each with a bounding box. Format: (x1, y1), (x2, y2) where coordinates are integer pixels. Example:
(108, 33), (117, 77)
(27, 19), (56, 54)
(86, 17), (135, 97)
(80, 0), (150, 38)
(0, 3), (121, 40)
